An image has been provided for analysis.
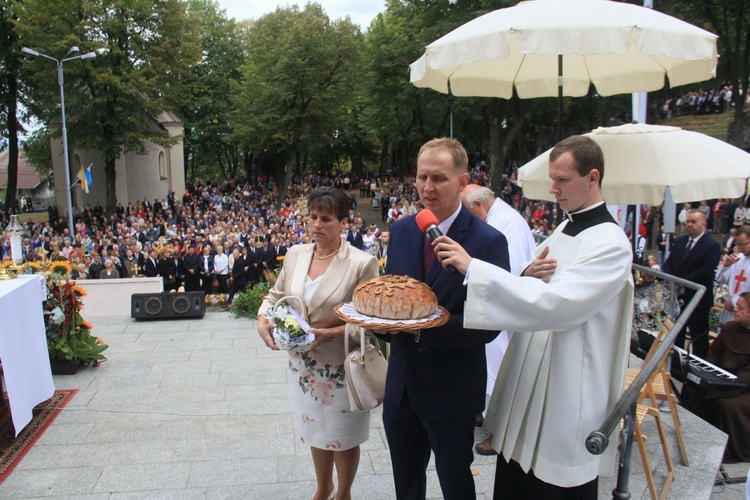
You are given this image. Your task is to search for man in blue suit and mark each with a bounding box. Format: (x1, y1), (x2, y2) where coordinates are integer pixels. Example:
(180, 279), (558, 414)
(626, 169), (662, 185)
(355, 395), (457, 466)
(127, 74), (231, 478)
(381, 138), (510, 499)
(663, 208), (721, 359)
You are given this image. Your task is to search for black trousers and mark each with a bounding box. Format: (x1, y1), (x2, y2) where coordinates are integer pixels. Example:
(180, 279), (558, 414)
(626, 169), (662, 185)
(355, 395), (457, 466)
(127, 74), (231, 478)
(201, 274), (214, 295)
(215, 274), (229, 294)
(184, 273), (200, 292)
(677, 305), (710, 359)
(383, 391), (476, 499)
(494, 454), (597, 500)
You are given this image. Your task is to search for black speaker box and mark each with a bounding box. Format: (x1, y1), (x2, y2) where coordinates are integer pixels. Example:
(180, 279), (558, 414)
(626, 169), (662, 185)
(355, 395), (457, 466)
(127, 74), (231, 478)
(131, 291), (206, 320)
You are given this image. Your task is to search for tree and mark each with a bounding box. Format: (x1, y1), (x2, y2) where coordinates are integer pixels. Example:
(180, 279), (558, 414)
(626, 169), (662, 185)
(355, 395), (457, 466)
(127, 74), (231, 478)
(22, 127), (52, 175)
(16, 0), (200, 214)
(231, 3), (361, 203)
(0, 0), (23, 216)
(180, 0), (246, 183)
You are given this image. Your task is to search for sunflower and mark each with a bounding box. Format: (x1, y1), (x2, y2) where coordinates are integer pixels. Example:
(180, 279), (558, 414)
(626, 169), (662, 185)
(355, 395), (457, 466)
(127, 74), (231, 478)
(49, 261), (72, 275)
(0, 261), (12, 269)
(28, 262), (41, 271)
(72, 285), (88, 297)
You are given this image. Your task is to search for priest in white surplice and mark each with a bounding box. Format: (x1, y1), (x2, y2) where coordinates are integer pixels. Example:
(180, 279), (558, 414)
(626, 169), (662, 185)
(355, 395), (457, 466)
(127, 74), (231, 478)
(715, 225), (750, 326)
(461, 184), (536, 456)
(433, 136), (633, 498)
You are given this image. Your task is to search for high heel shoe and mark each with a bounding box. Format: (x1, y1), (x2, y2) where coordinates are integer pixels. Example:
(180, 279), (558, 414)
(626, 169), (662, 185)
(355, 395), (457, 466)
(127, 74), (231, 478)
(326, 486), (337, 500)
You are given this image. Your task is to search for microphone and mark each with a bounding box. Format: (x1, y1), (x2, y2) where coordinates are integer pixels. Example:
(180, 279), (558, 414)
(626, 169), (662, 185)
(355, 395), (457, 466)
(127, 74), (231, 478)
(415, 209), (457, 274)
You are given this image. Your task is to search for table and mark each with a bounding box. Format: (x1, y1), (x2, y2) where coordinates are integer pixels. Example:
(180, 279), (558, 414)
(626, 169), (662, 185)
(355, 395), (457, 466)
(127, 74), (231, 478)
(0, 275), (55, 436)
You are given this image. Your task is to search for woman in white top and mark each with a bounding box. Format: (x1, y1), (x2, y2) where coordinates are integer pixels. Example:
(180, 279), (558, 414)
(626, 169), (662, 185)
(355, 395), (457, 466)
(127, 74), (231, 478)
(258, 188), (378, 500)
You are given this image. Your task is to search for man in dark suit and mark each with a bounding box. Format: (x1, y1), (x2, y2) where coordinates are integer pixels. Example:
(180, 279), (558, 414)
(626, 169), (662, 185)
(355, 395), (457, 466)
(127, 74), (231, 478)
(663, 209), (721, 358)
(200, 245), (215, 295)
(380, 138), (510, 499)
(259, 239), (276, 280)
(246, 242), (261, 285)
(656, 225), (673, 266)
(182, 245), (202, 292)
(346, 223), (364, 250)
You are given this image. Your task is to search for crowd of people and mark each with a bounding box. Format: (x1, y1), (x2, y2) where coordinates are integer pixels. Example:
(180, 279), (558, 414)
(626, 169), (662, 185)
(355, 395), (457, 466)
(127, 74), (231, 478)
(0, 159), (566, 297)
(659, 81), (741, 120)
(2, 134), (749, 497)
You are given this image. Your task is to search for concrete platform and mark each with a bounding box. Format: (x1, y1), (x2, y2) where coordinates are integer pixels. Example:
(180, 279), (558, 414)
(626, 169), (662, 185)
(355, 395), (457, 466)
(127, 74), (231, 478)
(0, 312), (745, 499)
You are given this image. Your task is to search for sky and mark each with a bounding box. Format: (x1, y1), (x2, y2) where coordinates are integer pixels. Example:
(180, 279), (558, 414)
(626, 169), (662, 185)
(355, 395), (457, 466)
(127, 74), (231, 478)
(216, 0), (387, 30)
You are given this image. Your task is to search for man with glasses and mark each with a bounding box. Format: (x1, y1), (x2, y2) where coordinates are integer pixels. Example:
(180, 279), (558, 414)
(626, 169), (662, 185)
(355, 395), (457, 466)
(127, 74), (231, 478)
(663, 209), (722, 358)
(716, 225), (750, 327)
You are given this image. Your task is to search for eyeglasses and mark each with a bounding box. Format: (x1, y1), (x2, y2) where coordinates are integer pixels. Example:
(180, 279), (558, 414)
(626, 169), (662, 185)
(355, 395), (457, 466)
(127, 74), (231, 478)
(736, 241), (750, 248)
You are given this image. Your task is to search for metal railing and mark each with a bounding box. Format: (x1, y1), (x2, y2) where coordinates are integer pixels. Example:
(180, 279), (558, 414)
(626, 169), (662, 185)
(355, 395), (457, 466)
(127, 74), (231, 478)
(586, 263), (705, 499)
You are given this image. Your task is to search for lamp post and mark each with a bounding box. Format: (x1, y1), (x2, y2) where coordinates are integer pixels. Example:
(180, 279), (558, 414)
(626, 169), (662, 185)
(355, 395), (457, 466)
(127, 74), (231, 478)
(21, 46), (97, 236)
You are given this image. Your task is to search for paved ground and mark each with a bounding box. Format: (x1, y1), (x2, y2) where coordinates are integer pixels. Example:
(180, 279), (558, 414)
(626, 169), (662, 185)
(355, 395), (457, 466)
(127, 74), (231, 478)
(0, 311), (745, 499)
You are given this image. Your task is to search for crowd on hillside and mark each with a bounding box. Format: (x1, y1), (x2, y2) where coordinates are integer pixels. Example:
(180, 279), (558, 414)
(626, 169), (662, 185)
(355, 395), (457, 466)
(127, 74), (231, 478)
(659, 81), (740, 120)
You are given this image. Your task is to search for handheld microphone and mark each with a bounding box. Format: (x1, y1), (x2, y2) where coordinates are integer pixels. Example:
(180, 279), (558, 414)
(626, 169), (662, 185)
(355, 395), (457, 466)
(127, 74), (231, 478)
(415, 209), (457, 274)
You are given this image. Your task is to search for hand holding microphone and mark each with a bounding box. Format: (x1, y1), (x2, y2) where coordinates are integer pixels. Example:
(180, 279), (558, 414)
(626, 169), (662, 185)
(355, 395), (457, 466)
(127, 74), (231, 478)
(415, 209), (458, 274)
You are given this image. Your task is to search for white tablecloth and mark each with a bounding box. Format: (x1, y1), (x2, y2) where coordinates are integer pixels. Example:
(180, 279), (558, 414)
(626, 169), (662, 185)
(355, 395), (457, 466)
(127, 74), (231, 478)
(0, 275), (55, 435)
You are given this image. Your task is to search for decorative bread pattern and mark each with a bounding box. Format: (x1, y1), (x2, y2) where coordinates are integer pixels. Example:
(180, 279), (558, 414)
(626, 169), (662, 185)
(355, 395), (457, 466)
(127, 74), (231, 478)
(353, 275), (438, 319)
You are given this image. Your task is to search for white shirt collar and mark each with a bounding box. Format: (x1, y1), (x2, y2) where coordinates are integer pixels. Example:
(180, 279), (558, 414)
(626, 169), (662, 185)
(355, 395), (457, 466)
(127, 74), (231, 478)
(436, 203), (463, 236)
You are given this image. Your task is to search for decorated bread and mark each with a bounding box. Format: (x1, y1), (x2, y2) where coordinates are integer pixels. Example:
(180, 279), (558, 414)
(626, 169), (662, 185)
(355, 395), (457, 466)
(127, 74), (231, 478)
(353, 275), (438, 319)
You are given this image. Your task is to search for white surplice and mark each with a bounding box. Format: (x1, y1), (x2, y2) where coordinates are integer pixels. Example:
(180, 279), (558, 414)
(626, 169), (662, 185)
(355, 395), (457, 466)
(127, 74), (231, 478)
(465, 209), (633, 488)
(483, 198), (536, 411)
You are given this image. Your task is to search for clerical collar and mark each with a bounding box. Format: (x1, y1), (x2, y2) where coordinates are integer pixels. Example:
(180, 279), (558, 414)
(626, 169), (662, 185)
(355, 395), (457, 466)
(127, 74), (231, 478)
(562, 201), (616, 237)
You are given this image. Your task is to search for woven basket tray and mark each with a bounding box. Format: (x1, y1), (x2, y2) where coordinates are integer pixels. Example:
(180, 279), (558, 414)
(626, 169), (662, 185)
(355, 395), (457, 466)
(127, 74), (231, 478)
(334, 302), (450, 331)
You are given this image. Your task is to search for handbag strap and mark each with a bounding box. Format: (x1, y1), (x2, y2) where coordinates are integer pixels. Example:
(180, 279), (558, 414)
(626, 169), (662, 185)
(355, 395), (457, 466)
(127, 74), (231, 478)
(344, 325), (366, 358)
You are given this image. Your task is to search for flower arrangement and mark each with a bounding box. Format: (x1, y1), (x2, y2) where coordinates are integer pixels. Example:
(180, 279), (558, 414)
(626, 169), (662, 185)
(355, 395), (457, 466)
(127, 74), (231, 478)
(44, 280), (108, 365)
(204, 293), (228, 306)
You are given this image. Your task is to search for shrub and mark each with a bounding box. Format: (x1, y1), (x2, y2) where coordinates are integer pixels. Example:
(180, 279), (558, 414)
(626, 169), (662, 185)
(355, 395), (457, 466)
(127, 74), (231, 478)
(232, 282), (271, 318)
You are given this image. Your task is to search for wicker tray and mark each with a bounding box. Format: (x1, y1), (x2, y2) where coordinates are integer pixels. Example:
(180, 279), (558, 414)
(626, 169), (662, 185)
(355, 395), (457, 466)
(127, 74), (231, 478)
(334, 302), (450, 331)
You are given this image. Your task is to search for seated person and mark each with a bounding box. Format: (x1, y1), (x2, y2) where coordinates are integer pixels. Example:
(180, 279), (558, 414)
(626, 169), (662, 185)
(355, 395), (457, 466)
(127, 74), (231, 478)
(687, 290), (750, 462)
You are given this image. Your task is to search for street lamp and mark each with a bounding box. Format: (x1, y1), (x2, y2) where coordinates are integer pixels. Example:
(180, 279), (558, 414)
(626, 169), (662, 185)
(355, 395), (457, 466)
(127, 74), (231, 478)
(21, 46), (97, 236)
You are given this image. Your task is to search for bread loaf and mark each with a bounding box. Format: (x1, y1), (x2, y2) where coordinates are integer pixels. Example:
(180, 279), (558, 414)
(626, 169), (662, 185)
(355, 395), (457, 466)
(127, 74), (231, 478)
(353, 275), (437, 319)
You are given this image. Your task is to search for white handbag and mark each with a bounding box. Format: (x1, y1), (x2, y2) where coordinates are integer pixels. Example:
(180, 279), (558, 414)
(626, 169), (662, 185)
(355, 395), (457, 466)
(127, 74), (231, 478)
(344, 326), (388, 412)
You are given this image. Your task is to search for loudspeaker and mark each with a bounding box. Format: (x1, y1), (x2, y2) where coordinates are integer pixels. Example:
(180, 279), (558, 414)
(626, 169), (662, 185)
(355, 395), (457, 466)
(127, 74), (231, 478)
(131, 291), (206, 320)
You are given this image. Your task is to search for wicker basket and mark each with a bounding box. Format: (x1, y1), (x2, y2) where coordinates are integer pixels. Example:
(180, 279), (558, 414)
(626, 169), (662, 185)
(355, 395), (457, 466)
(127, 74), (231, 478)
(334, 302), (449, 331)
(268, 296), (315, 352)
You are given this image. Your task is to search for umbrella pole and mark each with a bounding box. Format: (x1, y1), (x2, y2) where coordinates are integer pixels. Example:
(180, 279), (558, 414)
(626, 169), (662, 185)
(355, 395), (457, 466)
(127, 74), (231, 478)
(557, 54), (563, 142)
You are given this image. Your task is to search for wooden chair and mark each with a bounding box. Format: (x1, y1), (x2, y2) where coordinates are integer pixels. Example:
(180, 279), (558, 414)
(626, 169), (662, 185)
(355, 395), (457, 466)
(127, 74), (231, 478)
(625, 319), (677, 500)
(626, 318), (688, 465)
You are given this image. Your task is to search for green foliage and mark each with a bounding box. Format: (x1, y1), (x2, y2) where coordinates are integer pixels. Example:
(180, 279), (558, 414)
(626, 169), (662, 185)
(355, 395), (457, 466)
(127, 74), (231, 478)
(180, 0), (246, 182)
(230, 3), (361, 198)
(231, 282), (271, 319)
(22, 126), (52, 174)
(16, 0), (201, 213)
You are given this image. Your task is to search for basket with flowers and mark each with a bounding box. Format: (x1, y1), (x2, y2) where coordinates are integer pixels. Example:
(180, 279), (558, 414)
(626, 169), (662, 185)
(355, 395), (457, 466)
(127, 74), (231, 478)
(267, 296), (314, 352)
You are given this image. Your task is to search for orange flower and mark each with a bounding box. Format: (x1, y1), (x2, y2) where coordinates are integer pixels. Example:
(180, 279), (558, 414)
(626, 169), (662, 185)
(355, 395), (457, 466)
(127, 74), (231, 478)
(96, 337), (104, 344)
(82, 321), (94, 330)
(72, 285), (88, 296)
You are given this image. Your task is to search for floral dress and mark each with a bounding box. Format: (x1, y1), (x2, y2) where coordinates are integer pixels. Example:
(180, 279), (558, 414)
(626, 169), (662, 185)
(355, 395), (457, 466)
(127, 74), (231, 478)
(286, 275), (369, 450)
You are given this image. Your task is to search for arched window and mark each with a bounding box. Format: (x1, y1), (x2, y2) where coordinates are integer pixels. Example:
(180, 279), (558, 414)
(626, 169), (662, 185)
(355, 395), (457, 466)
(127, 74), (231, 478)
(158, 151), (167, 180)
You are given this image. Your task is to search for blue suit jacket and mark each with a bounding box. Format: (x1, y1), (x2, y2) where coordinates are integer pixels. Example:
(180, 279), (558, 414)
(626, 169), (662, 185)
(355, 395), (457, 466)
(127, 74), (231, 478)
(383, 205), (510, 422)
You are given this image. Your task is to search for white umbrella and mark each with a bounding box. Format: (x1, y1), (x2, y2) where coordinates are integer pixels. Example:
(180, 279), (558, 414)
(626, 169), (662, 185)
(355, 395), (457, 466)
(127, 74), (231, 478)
(516, 123), (750, 205)
(410, 0), (718, 139)
(410, 0), (717, 99)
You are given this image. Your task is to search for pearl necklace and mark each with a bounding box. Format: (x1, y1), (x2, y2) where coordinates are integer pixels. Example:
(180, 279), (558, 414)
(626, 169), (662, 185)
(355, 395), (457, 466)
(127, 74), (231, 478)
(313, 244), (339, 260)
